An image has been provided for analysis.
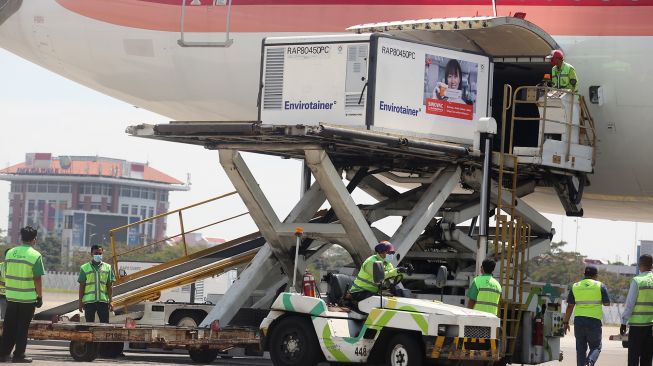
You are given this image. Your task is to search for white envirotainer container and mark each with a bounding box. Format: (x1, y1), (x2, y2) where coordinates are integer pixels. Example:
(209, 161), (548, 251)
(259, 33), (492, 146)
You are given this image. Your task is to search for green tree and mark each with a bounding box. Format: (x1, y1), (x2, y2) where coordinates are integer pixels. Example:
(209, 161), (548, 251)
(528, 241), (585, 286)
(35, 235), (66, 272)
(528, 240), (634, 302)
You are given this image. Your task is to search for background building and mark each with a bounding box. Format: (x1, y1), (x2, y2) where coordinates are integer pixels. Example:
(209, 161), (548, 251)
(0, 153), (189, 258)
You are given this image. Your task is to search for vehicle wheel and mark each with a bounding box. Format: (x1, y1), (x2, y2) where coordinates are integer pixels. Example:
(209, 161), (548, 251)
(218, 352), (233, 359)
(188, 348), (219, 363)
(98, 342), (124, 358)
(385, 333), (423, 366)
(169, 311), (205, 327)
(69, 341), (99, 362)
(269, 316), (322, 366)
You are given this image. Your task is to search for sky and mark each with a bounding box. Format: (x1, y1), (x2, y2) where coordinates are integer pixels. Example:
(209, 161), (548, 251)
(1, 48), (652, 264)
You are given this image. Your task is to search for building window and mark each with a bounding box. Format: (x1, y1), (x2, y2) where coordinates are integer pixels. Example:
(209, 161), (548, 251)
(140, 206), (147, 219)
(10, 183), (22, 192)
(121, 186), (131, 197)
(27, 183), (36, 192)
(131, 205), (138, 216)
(160, 191), (168, 202)
(59, 183), (71, 193)
(148, 207), (154, 217)
(121, 204), (129, 215)
(90, 203), (101, 211)
(47, 183), (58, 193)
(37, 182), (47, 193)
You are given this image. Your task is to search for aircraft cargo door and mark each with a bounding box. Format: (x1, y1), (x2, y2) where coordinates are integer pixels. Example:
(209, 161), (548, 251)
(178, 0), (233, 47)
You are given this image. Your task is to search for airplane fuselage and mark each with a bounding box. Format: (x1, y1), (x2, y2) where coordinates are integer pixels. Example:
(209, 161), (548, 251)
(1, 0), (653, 221)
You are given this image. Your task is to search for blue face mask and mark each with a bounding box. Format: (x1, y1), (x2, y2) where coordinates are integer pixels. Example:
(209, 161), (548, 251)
(93, 254), (103, 263)
(386, 254), (395, 262)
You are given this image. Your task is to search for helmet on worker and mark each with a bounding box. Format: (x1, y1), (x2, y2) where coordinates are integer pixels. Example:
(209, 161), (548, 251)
(374, 241), (396, 257)
(550, 49), (564, 66)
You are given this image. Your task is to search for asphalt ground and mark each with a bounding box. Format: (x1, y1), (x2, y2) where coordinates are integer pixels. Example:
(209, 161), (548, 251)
(18, 326), (626, 366)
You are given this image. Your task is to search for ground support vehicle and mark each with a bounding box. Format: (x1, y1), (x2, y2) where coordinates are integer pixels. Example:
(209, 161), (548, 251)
(23, 16), (595, 365)
(260, 291), (500, 365)
(0, 319), (259, 362)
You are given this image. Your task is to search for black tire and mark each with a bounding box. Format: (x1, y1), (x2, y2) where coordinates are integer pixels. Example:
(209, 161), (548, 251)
(385, 333), (423, 366)
(188, 348), (219, 364)
(169, 310), (206, 327)
(269, 316), (323, 366)
(69, 341), (99, 362)
(98, 342), (124, 358)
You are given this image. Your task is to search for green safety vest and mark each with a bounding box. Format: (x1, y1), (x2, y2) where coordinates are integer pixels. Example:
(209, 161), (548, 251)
(571, 278), (604, 320)
(629, 273), (653, 325)
(80, 262), (112, 303)
(5, 245), (41, 303)
(350, 254), (398, 294)
(552, 62), (579, 92)
(0, 261), (5, 296)
(472, 275), (502, 316)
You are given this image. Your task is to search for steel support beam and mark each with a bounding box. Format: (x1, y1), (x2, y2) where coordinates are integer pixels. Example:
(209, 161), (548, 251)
(305, 149), (377, 265)
(219, 150), (294, 272)
(346, 171), (400, 202)
(200, 165), (328, 327)
(390, 166), (461, 262)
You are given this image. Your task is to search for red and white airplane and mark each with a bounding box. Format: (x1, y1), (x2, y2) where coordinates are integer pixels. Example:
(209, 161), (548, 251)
(1, 0), (652, 222)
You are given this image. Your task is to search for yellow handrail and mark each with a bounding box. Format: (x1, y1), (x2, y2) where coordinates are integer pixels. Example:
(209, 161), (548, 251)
(507, 86), (597, 165)
(107, 191), (247, 282)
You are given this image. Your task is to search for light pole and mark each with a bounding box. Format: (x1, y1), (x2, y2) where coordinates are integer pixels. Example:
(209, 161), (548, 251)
(86, 221), (96, 247)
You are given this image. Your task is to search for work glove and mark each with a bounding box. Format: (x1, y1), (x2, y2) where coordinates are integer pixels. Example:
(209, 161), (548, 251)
(35, 297), (43, 308)
(620, 324), (628, 336)
(397, 264), (414, 276)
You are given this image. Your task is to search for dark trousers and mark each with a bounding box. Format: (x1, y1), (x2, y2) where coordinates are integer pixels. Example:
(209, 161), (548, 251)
(350, 291), (374, 303)
(84, 302), (109, 323)
(574, 319), (602, 366)
(628, 325), (653, 366)
(0, 301), (36, 358)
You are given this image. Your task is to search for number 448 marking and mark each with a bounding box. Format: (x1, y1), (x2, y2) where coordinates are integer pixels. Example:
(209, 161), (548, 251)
(354, 346), (368, 357)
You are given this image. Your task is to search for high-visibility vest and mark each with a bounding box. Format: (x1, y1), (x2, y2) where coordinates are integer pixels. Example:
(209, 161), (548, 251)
(552, 62), (579, 92)
(350, 254), (398, 294)
(0, 261), (5, 296)
(629, 272), (653, 325)
(472, 275), (502, 316)
(5, 245), (41, 303)
(571, 279), (604, 320)
(80, 262), (112, 303)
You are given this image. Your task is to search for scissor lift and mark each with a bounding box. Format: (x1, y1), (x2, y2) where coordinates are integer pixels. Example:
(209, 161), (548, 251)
(127, 16), (596, 365)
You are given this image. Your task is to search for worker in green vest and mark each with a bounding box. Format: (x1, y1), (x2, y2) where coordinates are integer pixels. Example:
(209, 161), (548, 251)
(349, 241), (412, 304)
(621, 254), (653, 366)
(0, 248), (9, 320)
(550, 49), (579, 93)
(0, 226), (45, 363)
(467, 259), (502, 316)
(78, 244), (115, 323)
(562, 265), (611, 366)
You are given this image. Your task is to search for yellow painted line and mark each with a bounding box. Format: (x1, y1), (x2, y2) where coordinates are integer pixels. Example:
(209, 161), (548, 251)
(431, 336), (445, 359)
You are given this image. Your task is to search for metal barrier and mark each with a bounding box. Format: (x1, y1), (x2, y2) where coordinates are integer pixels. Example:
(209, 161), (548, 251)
(108, 191), (248, 285)
(507, 85), (597, 168)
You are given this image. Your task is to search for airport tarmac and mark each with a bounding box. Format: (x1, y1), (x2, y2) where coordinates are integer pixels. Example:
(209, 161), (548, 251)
(18, 326), (627, 366)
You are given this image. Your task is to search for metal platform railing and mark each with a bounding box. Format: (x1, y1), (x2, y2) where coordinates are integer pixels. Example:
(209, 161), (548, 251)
(108, 191), (249, 285)
(507, 85), (597, 169)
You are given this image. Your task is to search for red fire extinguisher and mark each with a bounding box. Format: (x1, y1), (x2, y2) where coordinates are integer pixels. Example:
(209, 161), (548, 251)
(533, 316), (544, 346)
(303, 271), (317, 297)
